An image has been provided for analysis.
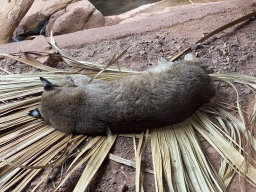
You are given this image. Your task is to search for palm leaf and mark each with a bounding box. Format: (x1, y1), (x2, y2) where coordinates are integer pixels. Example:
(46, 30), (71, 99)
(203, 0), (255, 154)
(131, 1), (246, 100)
(1, 45), (256, 192)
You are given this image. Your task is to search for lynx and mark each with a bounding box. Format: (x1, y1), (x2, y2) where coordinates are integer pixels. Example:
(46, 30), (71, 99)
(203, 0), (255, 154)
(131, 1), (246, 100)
(29, 54), (215, 135)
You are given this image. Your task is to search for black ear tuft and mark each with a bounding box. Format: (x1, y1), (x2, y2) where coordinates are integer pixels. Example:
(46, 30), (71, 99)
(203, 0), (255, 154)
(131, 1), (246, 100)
(28, 108), (42, 118)
(40, 77), (54, 91)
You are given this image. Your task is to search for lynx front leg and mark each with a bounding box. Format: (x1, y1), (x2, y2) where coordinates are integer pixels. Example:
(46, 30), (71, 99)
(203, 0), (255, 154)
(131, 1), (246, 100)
(73, 74), (107, 87)
(158, 57), (174, 67)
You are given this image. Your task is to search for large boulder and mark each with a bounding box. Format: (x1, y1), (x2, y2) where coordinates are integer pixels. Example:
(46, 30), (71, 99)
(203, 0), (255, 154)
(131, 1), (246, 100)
(14, 0), (74, 40)
(15, 0), (105, 39)
(45, 0), (105, 36)
(20, 35), (60, 67)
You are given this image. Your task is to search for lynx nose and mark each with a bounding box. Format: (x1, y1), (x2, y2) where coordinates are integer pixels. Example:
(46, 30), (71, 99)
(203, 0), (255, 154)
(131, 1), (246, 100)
(28, 108), (42, 118)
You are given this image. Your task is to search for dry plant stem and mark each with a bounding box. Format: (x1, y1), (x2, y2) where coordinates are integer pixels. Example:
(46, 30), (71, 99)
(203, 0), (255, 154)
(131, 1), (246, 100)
(0, 67), (12, 74)
(108, 153), (154, 174)
(0, 134), (71, 169)
(0, 0), (34, 44)
(170, 10), (256, 61)
(195, 10), (256, 44)
(88, 46), (130, 83)
(0, 53), (60, 72)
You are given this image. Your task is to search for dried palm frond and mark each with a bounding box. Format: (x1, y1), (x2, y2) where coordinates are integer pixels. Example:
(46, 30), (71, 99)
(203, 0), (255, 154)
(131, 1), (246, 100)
(149, 71), (256, 191)
(1, 44), (256, 192)
(49, 32), (137, 74)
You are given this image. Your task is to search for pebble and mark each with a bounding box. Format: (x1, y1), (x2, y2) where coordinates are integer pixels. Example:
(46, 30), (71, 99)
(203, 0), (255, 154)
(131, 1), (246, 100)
(158, 40), (164, 46)
(223, 50), (228, 55)
(176, 45), (182, 50)
(231, 67), (236, 72)
(139, 51), (146, 55)
(109, 178), (117, 185)
(206, 146), (216, 154)
(220, 83), (226, 87)
(230, 52), (237, 56)
(125, 55), (131, 59)
(190, 43), (197, 50)
(245, 54), (253, 60)
(213, 81), (220, 86)
(242, 88), (252, 94)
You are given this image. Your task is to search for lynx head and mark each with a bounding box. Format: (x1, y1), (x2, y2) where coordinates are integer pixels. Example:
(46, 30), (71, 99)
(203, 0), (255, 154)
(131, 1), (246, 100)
(29, 76), (84, 133)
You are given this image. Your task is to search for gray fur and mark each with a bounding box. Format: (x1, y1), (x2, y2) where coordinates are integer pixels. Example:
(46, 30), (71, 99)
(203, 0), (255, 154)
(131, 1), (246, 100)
(32, 56), (215, 135)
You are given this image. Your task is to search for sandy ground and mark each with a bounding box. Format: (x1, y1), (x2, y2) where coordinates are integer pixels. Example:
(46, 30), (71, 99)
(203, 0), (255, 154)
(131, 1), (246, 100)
(0, 0), (256, 191)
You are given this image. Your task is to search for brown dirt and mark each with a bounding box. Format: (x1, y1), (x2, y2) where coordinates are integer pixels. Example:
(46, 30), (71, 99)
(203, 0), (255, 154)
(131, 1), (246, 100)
(1, 0), (256, 191)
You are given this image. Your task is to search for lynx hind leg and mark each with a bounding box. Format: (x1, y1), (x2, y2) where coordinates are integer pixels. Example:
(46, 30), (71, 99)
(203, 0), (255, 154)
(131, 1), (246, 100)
(184, 53), (199, 62)
(148, 57), (173, 73)
(72, 74), (107, 87)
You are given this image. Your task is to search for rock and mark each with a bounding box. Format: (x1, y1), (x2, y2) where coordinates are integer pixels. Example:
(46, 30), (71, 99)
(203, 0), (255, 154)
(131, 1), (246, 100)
(45, 0), (105, 36)
(15, 0), (105, 39)
(44, 9), (66, 37)
(220, 83), (226, 87)
(15, 0), (74, 40)
(206, 146), (216, 154)
(231, 66), (236, 72)
(47, 0), (95, 36)
(109, 178), (117, 185)
(139, 51), (146, 55)
(84, 9), (105, 29)
(243, 88), (252, 94)
(104, 0), (173, 26)
(125, 54), (132, 60)
(190, 43), (203, 50)
(15, 12), (48, 40)
(20, 35), (60, 67)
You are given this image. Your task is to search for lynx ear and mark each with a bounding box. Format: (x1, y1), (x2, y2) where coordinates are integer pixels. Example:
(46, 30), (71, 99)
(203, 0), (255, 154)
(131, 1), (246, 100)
(40, 77), (54, 91)
(28, 108), (42, 118)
